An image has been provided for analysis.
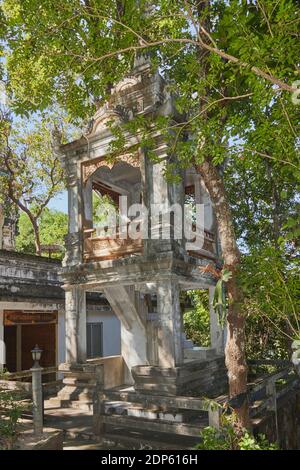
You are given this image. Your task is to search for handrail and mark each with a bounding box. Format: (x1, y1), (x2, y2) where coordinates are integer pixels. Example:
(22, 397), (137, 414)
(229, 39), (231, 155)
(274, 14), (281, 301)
(1, 366), (57, 381)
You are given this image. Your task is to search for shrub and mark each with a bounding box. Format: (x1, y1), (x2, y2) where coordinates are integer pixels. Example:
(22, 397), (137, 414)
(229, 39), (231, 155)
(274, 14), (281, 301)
(197, 403), (278, 450)
(0, 388), (27, 450)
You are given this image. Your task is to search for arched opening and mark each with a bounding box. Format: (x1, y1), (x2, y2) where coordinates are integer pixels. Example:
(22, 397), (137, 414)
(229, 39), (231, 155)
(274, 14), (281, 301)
(82, 159), (143, 261)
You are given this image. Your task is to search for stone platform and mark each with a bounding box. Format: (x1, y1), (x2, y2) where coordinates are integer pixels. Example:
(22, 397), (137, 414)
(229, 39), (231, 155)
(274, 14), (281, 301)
(132, 356), (228, 396)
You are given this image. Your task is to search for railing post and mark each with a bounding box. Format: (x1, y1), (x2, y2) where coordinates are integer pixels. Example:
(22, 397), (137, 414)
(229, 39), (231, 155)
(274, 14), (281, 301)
(266, 378), (279, 443)
(208, 406), (220, 430)
(93, 364), (105, 437)
(31, 365), (44, 436)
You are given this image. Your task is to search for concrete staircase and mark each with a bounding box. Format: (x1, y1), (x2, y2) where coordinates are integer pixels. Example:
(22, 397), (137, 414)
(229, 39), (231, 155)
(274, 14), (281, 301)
(48, 381), (95, 412)
(48, 362), (103, 412)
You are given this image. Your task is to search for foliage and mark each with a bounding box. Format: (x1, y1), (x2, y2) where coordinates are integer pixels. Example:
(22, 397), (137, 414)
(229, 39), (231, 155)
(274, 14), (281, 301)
(0, 114), (66, 254)
(1, 1), (298, 168)
(240, 246), (300, 359)
(225, 153), (299, 254)
(15, 208), (68, 258)
(183, 290), (210, 347)
(92, 192), (119, 229)
(197, 405), (278, 450)
(1, 0), (299, 424)
(0, 388), (27, 450)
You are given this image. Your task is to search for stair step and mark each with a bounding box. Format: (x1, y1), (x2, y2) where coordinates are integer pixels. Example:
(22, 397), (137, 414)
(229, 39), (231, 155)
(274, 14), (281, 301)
(103, 400), (187, 422)
(102, 431), (198, 450)
(70, 401), (93, 412)
(101, 413), (206, 437)
(63, 378), (97, 387)
(47, 397), (93, 412)
(102, 388), (208, 412)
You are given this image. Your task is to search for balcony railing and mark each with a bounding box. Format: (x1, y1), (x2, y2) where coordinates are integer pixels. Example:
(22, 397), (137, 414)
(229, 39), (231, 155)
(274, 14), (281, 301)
(83, 224), (217, 262)
(83, 226), (143, 261)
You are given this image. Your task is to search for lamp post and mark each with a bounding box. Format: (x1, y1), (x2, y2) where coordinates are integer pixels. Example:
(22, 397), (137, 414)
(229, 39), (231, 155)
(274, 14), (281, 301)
(31, 344), (43, 436)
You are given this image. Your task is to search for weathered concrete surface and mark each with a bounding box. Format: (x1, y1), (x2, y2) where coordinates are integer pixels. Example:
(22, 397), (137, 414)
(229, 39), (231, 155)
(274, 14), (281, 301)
(87, 355), (124, 390)
(0, 249), (63, 303)
(48, 362), (104, 412)
(104, 285), (148, 384)
(132, 356), (228, 397)
(16, 427), (64, 450)
(44, 401), (94, 441)
(0, 249), (111, 306)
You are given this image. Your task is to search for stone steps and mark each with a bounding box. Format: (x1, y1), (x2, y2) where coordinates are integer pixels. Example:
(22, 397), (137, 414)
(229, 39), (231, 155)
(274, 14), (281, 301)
(94, 390), (208, 448)
(100, 411), (207, 438)
(47, 397), (94, 412)
(101, 431), (198, 450)
(48, 362), (103, 412)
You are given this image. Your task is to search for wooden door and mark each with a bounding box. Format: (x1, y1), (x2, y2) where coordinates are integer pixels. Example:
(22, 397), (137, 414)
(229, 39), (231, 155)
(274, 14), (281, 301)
(21, 324), (56, 371)
(4, 326), (17, 372)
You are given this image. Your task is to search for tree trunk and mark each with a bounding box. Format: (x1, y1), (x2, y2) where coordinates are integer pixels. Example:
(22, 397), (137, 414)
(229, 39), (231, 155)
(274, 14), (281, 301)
(31, 217), (41, 256)
(196, 159), (249, 429)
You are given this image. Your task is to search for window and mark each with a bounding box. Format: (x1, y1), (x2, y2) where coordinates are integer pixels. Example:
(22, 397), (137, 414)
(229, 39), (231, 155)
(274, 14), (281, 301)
(87, 323), (103, 359)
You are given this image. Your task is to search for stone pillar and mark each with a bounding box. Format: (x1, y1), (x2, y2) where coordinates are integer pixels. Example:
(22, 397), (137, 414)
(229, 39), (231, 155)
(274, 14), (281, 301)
(157, 280), (183, 367)
(82, 177), (93, 228)
(209, 286), (225, 355)
(31, 365), (43, 436)
(63, 161), (83, 266)
(0, 309), (5, 370)
(65, 287), (87, 364)
(67, 162), (82, 234)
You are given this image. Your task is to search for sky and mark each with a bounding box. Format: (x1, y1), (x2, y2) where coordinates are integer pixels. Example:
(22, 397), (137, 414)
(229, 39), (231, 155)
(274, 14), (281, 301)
(48, 191), (68, 213)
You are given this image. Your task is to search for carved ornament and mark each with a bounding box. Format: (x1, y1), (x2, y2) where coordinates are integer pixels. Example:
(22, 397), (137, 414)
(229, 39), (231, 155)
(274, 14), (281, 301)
(82, 152), (140, 185)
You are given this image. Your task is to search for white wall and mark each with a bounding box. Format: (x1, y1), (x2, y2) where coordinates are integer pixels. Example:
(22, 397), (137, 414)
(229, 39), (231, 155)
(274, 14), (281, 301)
(58, 306), (121, 362)
(57, 309), (66, 364)
(87, 310), (121, 357)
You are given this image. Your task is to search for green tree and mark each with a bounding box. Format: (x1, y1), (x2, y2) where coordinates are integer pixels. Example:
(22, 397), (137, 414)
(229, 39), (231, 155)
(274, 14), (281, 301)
(1, 0), (299, 427)
(16, 208), (68, 258)
(183, 290), (210, 347)
(241, 246), (300, 360)
(0, 115), (65, 255)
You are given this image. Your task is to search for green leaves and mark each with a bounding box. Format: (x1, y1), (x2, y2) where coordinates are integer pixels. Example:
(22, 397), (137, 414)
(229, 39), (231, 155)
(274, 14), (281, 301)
(183, 290), (210, 347)
(240, 245), (300, 359)
(16, 208), (68, 258)
(197, 401), (279, 450)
